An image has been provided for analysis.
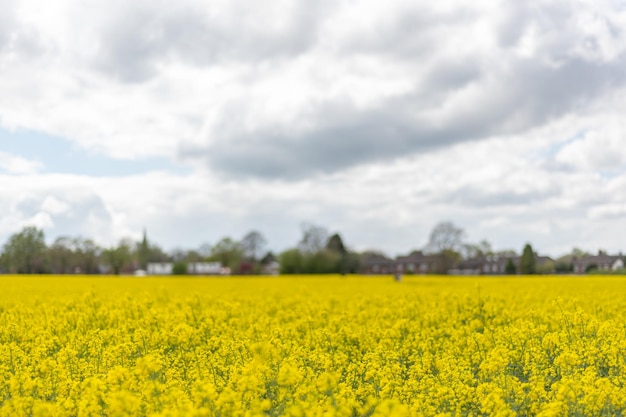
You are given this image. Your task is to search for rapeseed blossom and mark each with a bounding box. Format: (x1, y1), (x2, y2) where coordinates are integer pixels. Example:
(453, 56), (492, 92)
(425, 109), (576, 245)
(0, 275), (625, 415)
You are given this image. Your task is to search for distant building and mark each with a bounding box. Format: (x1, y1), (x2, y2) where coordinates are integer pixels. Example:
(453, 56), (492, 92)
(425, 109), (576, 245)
(146, 261), (226, 275)
(452, 254), (554, 275)
(394, 251), (438, 274)
(261, 261), (280, 276)
(362, 253), (395, 274)
(188, 262), (223, 275)
(572, 252), (624, 274)
(147, 262), (174, 275)
(362, 251), (439, 274)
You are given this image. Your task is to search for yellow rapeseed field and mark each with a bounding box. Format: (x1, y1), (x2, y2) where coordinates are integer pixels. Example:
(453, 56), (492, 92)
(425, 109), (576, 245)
(0, 275), (625, 416)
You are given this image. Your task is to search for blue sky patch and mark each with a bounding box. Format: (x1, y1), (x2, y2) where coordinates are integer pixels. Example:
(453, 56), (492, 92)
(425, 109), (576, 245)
(0, 127), (190, 176)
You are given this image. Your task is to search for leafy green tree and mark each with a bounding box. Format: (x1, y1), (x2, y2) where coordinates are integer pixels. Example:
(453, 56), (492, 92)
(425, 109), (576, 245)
(260, 251), (277, 265)
(136, 229), (150, 270)
(172, 261), (187, 275)
(326, 233), (347, 255)
(519, 243), (537, 275)
(279, 249), (304, 274)
(304, 250), (341, 274)
(174, 249), (204, 263)
(327, 233), (356, 274)
(554, 262), (573, 273)
(45, 236), (101, 274)
(537, 260), (555, 274)
(103, 240), (132, 275)
(505, 258), (517, 274)
(208, 237), (244, 271)
(1, 226), (48, 273)
(74, 238), (101, 274)
(48, 236), (76, 274)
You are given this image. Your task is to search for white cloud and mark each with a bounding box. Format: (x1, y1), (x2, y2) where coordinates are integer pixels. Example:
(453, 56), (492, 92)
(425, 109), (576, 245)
(41, 196), (71, 215)
(555, 119), (626, 172)
(588, 203), (626, 220)
(1, 111), (624, 258)
(1, 0), (626, 176)
(0, 151), (42, 174)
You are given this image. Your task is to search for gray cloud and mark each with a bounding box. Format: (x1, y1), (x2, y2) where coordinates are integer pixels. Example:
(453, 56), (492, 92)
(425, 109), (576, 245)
(439, 186), (562, 208)
(182, 53), (626, 179)
(0, 2), (52, 63)
(0, 0), (17, 52)
(92, 1), (330, 83)
(167, 0), (626, 180)
(4, 0), (626, 183)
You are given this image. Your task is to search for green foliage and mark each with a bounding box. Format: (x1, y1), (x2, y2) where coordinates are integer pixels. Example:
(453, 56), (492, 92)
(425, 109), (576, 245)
(555, 262), (573, 273)
(207, 237), (244, 270)
(326, 233), (347, 255)
(172, 261), (187, 275)
(505, 258), (517, 274)
(48, 236), (75, 274)
(74, 238), (101, 274)
(1, 226), (48, 274)
(103, 241), (132, 275)
(519, 243), (537, 274)
(46, 236), (102, 274)
(537, 260), (555, 274)
(339, 252), (361, 274)
(136, 229), (150, 270)
(304, 250), (341, 274)
(279, 247), (359, 275)
(434, 249), (461, 274)
(279, 249), (305, 274)
(260, 251), (276, 265)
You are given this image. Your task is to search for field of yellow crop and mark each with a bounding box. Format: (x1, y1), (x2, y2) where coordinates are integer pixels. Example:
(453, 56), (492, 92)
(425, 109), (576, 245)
(1, 275), (626, 416)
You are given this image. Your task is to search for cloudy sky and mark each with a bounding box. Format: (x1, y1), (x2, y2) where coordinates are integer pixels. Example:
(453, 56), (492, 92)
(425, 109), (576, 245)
(1, 0), (626, 257)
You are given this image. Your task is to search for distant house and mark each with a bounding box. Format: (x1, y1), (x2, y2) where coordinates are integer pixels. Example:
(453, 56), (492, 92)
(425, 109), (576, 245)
(147, 262), (174, 275)
(362, 250), (439, 274)
(394, 251), (438, 274)
(146, 261), (226, 275)
(261, 261), (280, 276)
(362, 253), (395, 274)
(452, 254), (554, 275)
(572, 252), (624, 273)
(188, 262), (222, 275)
(451, 256), (488, 275)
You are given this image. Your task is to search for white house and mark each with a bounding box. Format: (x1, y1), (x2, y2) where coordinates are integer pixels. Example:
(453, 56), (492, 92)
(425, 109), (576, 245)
(147, 262), (174, 275)
(188, 262), (223, 275)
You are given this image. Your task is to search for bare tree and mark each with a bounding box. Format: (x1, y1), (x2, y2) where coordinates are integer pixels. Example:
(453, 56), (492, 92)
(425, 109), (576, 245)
(426, 222), (465, 254)
(426, 222), (465, 274)
(298, 223), (328, 254)
(462, 239), (492, 259)
(241, 230), (267, 261)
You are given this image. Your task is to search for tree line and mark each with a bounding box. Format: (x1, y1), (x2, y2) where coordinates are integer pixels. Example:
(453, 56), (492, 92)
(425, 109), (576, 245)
(0, 222), (605, 275)
(0, 224), (362, 275)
